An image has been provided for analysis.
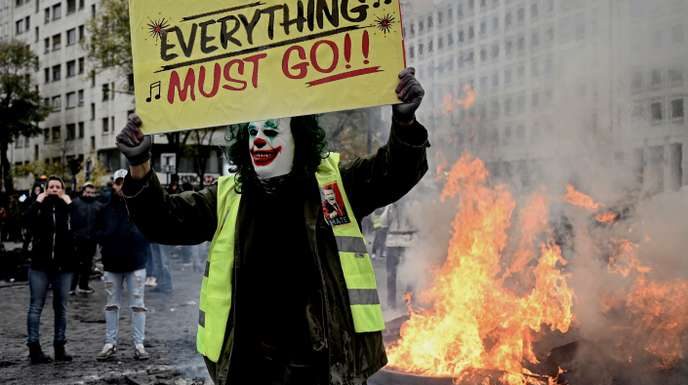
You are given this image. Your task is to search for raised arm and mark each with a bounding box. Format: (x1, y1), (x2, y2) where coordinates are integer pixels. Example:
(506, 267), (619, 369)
(341, 68), (430, 220)
(116, 114), (218, 245)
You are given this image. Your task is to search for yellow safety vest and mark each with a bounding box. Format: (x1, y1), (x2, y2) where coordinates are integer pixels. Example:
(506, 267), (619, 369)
(197, 153), (385, 362)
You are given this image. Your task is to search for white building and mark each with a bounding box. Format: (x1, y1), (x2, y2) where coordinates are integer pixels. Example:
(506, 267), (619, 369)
(2, 0), (225, 189)
(403, 0), (688, 196)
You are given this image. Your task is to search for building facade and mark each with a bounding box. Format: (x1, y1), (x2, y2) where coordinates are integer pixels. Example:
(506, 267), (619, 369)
(2, 0), (225, 189)
(403, 0), (687, 197)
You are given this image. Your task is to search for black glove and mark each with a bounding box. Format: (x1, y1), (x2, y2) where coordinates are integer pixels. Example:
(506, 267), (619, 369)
(116, 113), (152, 166)
(392, 67), (425, 124)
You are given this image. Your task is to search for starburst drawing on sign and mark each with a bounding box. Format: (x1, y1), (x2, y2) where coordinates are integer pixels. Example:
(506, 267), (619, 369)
(375, 14), (396, 34)
(147, 17), (170, 42)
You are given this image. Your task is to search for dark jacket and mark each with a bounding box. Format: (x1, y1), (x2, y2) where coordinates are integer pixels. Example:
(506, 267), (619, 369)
(121, 120), (430, 385)
(27, 196), (76, 272)
(71, 196), (103, 242)
(95, 194), (149, 273)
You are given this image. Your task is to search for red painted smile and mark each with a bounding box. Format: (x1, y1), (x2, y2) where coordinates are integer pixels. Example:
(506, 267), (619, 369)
(251, 146), (282, 167)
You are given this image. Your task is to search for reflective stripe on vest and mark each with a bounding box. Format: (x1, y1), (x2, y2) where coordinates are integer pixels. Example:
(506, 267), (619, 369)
(197, 154), (385, 363)
(315, 153), (385, 334)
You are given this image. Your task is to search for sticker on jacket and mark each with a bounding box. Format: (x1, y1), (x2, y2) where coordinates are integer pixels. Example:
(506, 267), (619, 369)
(320, 182), (351, 226)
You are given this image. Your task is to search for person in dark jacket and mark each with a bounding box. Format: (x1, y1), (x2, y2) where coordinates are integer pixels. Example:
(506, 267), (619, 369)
(116, 67), (427, 385)
(25, 176), (75, 364)
(95, 169), (151, 362)
(69, 182), (102, 294)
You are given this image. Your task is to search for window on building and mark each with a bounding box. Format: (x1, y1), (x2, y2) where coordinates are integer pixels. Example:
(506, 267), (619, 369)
(532, 30), (540, 48)
(409, 46), (414, 58)
(492, 16), (499, 32)
(102, 83), (110, 101)
(78, 122), (85, 138)
(505, 68), (513, 85)
(672, 98), (684, 119)
(111, 116), (115, 132)
(651, 101), (663, 122)
(438, 36), (444, 49)
(418, 43), (424, 55)
(468, 0), (475, 12)
(459, 30), (465, 42)
(480, 47), (487, 62)
(632, 71), (643, 90)
(44, 7), (50, 24)
(67, 0), (76, 14)
(90, 103), (96, 120)
(102, 117), (109, 133)
(52, 33), (61, 51)
(78, 57), (85, 74)
(52, 95), (61, 110)
(66, 60), (76, 77)
(44, 38), (50, 53)
(480, 0), (487, 10)
(43, 128), (50, 143)
(468, 25), (474, 39)
(517, 36), (525, 53)
(532, 91), (540, 107)
(517, 7), (525, 23)
(457, 4), (463, 18)
(492, 72), (499, 88)
(66, 123), (76, 140)
(669, 68), (684, 86)
(43, 68), (49, 83)
(78, 25), (85, 42)
(448, 32), (454, 46)
(15, 19), (24, 35)
(506, 40), (513, 56)
(505, 12), (512, 28)
(91, 4), (96, 17)
(480, 20), (487, 35)
(79, 0), (85, 10)
(52, 3), (61, 20)
(491, 43), (499, 59)
(90, 136), (96, 150)
(651, 69), (662, 87)
(78, 89), (84, 106)
(66, 92), (76, 109)
(428, 39), (434, 53)
(35, 26), (39, 43)
(67, 28), (76, 45)
(448, 8), (454, 24)
(672, 25), (685, 43)
(51, 64), (61, 81)
(531, 2), (539, 18)
(52, 126), (61, 141)
(419, 20), (424, 33)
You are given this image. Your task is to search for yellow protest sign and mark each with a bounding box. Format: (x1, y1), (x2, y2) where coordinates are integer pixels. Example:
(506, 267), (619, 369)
(129, 0), (407, 134)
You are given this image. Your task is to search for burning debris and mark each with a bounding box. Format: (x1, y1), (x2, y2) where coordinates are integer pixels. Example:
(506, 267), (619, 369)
(386, 154), (573, 385)
(380, 153), (688, 385)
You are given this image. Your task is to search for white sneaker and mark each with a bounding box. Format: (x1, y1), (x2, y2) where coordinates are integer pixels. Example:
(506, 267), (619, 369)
(96, 343), (116, 361)
(134, 344), (149, 360)
(145, 277), (157, 288)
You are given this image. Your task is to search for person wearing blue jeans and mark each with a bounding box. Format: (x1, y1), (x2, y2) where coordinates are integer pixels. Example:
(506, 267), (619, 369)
(148, 243), (173, 293)
(95, 170), (150, 361)
(103, 269), (147, 349)
(25, 176), (76, 364)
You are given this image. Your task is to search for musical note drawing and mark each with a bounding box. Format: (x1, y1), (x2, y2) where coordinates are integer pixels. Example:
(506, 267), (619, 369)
(146, 81), (162, 103)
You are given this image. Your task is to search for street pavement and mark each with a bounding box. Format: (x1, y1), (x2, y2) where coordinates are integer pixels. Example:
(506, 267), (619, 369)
(0, 249), (208, 385)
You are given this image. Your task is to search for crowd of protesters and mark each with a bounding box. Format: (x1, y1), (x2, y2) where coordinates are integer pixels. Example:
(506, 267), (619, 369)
(6, 171), (204, 365)
(6, 170), (409, 366)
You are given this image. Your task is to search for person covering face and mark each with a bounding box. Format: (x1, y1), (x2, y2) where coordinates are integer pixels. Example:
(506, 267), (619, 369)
(116, 67), (428, 385)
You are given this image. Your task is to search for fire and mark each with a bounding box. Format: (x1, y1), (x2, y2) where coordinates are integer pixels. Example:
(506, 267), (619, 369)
(564, 184), (600, 211)
(443, 85), (477, 114)
(387, 154), (573, 384)
(595, 210), (618, 224)
(458, 85), (477, 110)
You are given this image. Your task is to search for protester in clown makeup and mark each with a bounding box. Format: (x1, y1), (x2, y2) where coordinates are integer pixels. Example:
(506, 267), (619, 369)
(116, 67), (428, 385)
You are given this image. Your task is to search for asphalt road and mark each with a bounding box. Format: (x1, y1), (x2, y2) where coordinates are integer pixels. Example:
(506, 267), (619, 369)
(0, 252), (208, 385)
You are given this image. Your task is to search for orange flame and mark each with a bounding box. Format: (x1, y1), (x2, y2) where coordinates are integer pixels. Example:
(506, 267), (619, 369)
(564, 184), (601, 211)
(443, 85), (477, 114)
(595, 210), (619, 224)
(387, 154), (573, 384)
(458, 85), (477, 110)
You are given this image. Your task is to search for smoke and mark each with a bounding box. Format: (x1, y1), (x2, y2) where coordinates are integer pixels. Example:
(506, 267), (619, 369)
(387, 0), (688, 381)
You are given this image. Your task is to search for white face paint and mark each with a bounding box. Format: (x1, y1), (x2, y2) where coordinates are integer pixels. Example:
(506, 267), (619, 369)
(248, 118), (295, 179)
